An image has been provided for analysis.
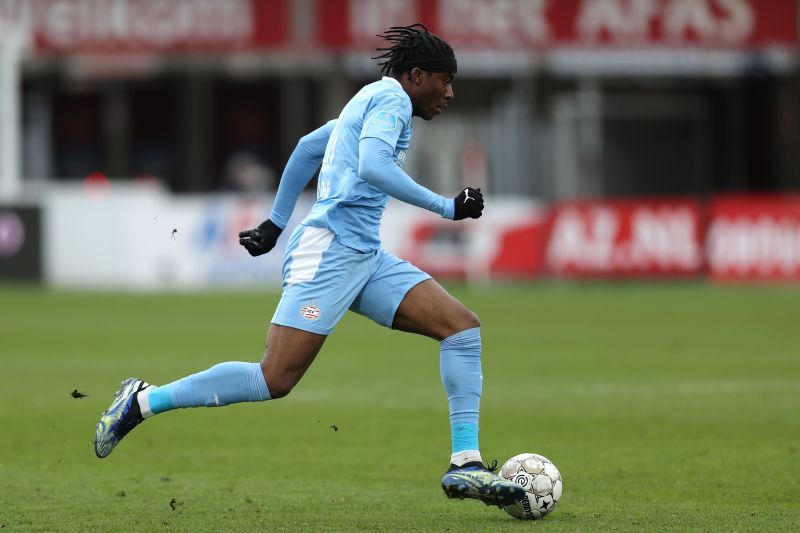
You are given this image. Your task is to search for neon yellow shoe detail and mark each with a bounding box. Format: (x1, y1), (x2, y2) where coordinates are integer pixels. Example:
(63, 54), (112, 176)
(94, 378), (148, 458)
(441, 462), (525, 508)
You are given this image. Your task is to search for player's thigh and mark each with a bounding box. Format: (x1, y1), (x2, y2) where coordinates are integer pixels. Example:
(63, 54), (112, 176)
(350, 250), (479, 341)
(266, 226), (371, 396)
(260, 324), (326, 398)
(349, 250), (430, 330)
(392, 278), (480, 341)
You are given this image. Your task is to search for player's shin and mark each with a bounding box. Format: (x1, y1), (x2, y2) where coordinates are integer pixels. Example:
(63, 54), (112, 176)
(138, 361), (271, 417)
(440, 327), (483, 467)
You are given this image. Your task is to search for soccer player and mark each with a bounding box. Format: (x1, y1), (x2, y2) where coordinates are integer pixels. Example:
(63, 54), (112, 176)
(94, 23), (524, 510)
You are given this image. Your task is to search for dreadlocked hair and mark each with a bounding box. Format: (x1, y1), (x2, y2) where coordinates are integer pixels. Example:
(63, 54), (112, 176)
(373, 23), (456, 76)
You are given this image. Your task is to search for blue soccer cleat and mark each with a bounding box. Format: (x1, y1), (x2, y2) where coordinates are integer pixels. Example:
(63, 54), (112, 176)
(94, 378), (149, 458)
(441, 461), (526, 508)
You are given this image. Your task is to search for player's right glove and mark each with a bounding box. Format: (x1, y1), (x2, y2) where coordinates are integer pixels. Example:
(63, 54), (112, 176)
(453, 187), (484, 220)
(239, 219), (283, 257)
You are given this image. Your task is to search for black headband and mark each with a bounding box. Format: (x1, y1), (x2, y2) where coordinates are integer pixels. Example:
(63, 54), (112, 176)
(393, 56), (457, 74)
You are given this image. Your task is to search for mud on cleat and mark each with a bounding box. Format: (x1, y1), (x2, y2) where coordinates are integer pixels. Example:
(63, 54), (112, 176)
(94, 378), (149, 458)
(441, 461), (526, 508)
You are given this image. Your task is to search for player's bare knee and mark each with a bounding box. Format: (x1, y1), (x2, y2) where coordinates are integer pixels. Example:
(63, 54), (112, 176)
(268, 385), (292, 400)
(453, 307), (480, 333)
(440, 308), (480, 340)
(264, 375), (295, 399)
(258, 362), (295, 399)
(463, 309), (480, 330)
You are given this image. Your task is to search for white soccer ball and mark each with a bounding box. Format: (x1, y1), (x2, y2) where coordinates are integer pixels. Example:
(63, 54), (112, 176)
(500, 452), (562, 520)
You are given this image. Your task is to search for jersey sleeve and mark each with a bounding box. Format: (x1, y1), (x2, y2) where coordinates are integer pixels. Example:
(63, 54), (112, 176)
(359, 95), (410, 149)
(358, 137), (454, 219)
(269, 120), (336, 228)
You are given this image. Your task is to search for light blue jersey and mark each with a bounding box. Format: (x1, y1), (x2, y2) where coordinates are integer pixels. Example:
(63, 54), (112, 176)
(302, 77), (413, 252)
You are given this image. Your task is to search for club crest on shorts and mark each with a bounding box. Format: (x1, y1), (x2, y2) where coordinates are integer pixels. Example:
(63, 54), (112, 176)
(300, 302), (321, 321)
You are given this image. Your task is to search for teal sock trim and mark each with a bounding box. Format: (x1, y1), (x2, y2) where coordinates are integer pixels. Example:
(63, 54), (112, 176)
(451, 422), (479, 453)
(148, 386), (173, 414)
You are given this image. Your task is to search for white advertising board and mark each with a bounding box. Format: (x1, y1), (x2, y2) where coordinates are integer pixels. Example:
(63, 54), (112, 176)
(44, 184), (313, 289)
(43, 186), (547, 289)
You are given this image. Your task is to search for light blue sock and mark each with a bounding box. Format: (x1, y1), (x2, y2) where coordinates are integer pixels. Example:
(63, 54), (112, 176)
(141, 362), (271, 416)
(440, 327), (482, 455)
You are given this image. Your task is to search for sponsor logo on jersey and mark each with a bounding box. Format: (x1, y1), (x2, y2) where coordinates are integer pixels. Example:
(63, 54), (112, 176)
(300, 302), (321, 320)
(373, 111), (397, 131)
(396, 150), (407, 167)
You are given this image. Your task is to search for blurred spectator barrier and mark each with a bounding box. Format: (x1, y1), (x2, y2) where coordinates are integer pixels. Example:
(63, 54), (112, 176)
(43, 184), (311, 289)
(382, 198), (550, 281)
(14, 186), (799, 288)
(0, 204), (41, 281)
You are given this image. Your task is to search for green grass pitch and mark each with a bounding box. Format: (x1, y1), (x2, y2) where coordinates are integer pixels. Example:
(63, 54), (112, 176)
(0, 283), (798, 531)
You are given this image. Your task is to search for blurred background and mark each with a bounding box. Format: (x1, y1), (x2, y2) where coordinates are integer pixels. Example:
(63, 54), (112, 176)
(1, 0), (799, 288)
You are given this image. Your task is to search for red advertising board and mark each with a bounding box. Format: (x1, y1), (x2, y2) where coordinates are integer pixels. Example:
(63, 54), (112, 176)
(401, 219), (549, 279)
(5, 0), (795, 53)
(317, 0), (797, 50)
(391, 195), (800, 282)
(545, 198), (705, 277)
(707, 195), (800, 281)
(386, 201), (549, 280)
(8, 0), (289, 53)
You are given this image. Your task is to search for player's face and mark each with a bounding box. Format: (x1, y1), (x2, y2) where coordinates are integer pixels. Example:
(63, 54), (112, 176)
(412, 70), (455, 121)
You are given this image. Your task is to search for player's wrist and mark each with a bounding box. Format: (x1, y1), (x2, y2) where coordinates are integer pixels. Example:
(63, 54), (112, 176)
(442, 198), (456, 220)
(258, 218), (283, 235)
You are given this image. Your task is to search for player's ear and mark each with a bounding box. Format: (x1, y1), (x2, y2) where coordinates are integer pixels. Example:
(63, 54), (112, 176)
(409, 67), (422, 84)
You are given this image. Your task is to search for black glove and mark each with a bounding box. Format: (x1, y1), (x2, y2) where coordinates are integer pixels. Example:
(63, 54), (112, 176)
(239, 219), (283, 257)
(453, 187), (484, 220)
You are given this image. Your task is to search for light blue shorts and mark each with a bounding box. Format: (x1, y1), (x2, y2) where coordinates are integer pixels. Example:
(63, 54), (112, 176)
(271, 224), (431, 335)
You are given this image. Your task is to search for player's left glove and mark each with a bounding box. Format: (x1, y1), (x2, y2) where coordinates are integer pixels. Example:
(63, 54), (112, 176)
(453, 187), (484, 220)
(239, 219), (283, 257)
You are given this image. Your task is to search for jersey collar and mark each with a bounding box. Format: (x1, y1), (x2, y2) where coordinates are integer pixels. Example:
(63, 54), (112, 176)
(381, 76), (402, 89)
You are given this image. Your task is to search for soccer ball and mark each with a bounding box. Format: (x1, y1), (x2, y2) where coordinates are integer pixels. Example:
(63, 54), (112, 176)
(500, 453), (562, 520)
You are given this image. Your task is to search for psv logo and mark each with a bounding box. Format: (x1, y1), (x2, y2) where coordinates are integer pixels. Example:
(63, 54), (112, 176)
(300, 303), (321, 321)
